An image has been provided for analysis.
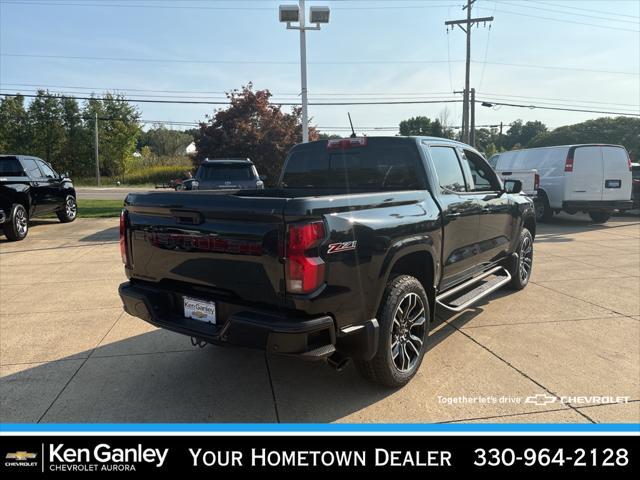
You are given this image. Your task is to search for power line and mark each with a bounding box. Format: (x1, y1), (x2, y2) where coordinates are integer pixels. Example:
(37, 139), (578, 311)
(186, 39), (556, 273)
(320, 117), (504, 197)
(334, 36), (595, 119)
(0, 92), (463, 106)
(491, 0), (640, 25)
(0, 83), (455, 96)
(477, 98), (640, 117)
(4, 91), (638, 117)
(526, 0), (640, 20)
(4, 53), (637, 76)
(4, 83), (636, 108)
(0, 1), (475, 11)
(475, 5), (640, 33)
(477, 92), (639, 109)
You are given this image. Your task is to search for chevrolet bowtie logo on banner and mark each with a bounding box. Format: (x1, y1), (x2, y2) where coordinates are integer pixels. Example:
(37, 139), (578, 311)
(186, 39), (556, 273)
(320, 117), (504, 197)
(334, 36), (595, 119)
(6, 452), (37, 461)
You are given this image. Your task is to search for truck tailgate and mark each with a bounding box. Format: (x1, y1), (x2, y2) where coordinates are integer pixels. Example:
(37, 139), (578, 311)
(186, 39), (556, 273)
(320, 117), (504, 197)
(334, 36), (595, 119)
(124, 191), (287, 306)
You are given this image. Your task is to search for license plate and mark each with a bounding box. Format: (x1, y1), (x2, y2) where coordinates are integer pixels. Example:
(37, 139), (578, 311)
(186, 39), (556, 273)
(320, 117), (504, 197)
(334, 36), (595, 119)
(183, 297), (216, 324)
(605, 179), (621, 188)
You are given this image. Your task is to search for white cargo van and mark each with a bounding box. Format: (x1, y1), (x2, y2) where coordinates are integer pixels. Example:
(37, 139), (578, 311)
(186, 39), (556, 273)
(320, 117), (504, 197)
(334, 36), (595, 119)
(491, 144), (632, 223)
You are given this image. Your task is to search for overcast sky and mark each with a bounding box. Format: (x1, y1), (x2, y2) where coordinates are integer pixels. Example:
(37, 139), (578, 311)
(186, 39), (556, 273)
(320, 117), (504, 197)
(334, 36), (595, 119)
(1, 0), (638, 135)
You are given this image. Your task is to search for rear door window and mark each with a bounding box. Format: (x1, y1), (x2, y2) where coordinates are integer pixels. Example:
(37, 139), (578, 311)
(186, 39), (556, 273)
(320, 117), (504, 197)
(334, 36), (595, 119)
(20, 158), (44, 178)
(428, 146), (466, 192)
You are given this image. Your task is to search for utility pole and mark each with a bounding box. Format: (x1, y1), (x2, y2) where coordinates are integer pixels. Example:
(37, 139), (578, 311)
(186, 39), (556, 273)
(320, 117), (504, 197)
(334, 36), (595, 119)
(499, 121), (503, 149)
(445, 0), (493, 144)
(94, 111), (100, 186)
(299, 0), (309, 143)
(470, 88), (476, 147)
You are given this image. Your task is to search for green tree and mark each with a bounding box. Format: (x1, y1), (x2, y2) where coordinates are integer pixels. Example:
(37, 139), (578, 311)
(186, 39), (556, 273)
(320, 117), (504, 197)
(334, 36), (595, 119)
(27, 90), (66, 164)
(504, 120), (547, 149)
(0, 94), (30, 153)
(318, 133), (342, 140)
(528, 116), (640, 161)
(399, 116), (446, 137)
(195, 83), (317, 183)
(58, 96), (87, 176)
(83, 94), (141, 179)
(138, 124), (193, 157)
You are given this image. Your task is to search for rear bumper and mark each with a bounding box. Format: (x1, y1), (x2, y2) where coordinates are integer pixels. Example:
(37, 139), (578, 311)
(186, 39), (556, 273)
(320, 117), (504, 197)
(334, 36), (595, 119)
(563, 200), (633, 212)
(119, 281), (340, 359)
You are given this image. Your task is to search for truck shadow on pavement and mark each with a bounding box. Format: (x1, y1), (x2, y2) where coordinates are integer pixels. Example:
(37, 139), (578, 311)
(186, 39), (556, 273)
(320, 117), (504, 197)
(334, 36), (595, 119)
(79, 226), (119, 243)
(1, 315), (467, 424)
(0, 220), (60, 243)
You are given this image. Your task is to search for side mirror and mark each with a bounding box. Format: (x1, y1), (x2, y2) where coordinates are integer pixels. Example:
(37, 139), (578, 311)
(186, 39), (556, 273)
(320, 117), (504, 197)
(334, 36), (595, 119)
(259, 175), (267, 181)
(503, 179), (522, 194)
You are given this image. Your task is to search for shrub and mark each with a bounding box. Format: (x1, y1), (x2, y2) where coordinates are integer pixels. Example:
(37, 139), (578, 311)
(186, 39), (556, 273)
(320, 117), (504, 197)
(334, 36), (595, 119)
(124, 165), (192, 185)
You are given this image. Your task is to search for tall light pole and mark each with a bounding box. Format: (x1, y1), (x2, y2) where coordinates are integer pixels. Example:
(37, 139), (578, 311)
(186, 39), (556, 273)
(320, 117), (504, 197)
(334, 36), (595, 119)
(279, 2), (330, 143)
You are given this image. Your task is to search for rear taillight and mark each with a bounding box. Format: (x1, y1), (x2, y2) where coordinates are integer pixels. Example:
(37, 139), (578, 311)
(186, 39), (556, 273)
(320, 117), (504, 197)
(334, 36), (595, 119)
(286, 221), (326, 294)
(327, 137), (368, 149)
(534, 173), (540, 191)
(120, 209), (129, 266)
(628, 155), (632, 172)
(564, 152), (574, 172)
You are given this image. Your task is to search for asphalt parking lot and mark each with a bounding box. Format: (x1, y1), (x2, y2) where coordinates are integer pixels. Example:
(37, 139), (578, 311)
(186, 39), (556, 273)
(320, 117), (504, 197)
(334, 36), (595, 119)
(1, 213), (638, 424)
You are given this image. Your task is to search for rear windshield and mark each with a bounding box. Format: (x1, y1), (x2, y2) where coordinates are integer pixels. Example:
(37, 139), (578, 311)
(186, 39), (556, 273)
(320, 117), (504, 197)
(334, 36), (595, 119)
(0, 157), (23, 176)
(280, 139), (426, 190)
(197, 163), (256, 182)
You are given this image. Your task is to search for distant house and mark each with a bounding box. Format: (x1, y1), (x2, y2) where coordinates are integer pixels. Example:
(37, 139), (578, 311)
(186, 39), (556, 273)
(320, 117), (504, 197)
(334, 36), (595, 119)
(186, 142), (197, 155)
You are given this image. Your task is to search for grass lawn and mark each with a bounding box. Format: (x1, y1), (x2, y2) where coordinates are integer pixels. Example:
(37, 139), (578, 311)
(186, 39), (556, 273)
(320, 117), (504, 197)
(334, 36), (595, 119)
(78, 199), (123, 218)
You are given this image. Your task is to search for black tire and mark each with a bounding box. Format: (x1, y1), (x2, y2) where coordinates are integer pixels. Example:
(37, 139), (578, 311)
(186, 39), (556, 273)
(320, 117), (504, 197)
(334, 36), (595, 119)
(56, 195), (77, 223)
(507, 227), (534, 290)
(2, 204), (29, 241)
(589, 211), (611, 224)
(534, 192), (553, 222)
(355, 275), (430, 388)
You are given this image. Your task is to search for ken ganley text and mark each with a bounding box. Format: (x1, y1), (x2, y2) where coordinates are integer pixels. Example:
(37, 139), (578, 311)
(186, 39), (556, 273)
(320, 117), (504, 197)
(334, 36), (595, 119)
(190, 448), (452, 468)
(48, 444), (168, 472)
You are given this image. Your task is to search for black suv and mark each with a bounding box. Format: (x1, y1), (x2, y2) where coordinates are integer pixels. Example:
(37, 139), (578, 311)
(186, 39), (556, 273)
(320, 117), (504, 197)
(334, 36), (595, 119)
(0, 155), (77, 241)
(182, 159), (264, 191)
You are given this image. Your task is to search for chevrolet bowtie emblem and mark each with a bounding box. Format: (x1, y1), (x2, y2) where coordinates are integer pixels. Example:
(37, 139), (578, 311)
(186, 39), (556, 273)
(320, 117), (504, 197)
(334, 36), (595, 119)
(6, 451), (37, 461)
(525, 394), (558, 406)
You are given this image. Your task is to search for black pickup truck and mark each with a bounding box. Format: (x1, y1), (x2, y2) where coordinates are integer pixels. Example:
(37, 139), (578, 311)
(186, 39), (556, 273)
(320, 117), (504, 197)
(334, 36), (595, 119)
(0, 155), (77, 241)
(118, 137), (536, 387)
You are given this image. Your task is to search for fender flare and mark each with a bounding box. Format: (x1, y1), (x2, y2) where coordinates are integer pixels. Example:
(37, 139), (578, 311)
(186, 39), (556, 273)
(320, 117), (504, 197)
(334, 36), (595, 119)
(373, 237), (438, 317)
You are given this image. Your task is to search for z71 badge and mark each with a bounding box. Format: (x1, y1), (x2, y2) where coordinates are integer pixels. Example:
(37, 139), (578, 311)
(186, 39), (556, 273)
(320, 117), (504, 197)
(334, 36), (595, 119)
(327, 241), (357, 254)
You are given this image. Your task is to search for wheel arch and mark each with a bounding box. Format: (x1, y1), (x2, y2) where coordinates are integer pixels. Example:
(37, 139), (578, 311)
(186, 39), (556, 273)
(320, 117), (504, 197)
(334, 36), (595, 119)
(523, 212), (536, 239)
(376, 242), (437, 322)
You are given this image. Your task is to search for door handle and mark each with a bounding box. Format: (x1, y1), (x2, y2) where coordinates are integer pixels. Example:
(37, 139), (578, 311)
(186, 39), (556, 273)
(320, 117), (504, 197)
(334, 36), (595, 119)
(446, 212), (461, 218)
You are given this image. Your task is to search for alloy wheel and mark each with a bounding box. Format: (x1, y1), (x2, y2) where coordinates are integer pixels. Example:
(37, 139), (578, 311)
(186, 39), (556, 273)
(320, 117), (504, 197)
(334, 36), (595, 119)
(66, 197), (77, 219)
(519, 234), (533, 283)
(15, 208), (28, 236)
(391, 292), (427, 373)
